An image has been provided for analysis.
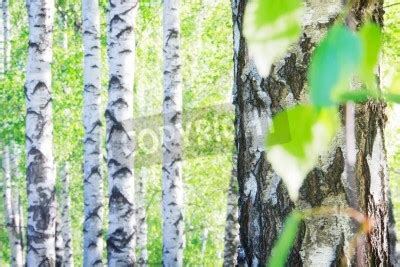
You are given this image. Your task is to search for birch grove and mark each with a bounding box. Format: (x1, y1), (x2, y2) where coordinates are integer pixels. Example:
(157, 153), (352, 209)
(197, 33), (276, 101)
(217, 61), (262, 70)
(162, 0), (184, 265)
(106, 0), (138, 265)
(25, 0), (56, 265)
(82, 0), (104, 264)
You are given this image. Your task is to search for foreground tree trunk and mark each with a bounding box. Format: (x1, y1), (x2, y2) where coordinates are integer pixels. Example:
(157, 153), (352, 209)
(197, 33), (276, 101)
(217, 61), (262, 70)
(233, 0), (393, 265)
(135, 167), (148, 265)
(162, 0), (184, 265)
(106, 0), (138, 265)
(60, 163), (73, 267)
(25, 0), (56, 265)
(3, 146), (24, 267)
(223, 155), (239, 267)
(82, 0), (104, 265)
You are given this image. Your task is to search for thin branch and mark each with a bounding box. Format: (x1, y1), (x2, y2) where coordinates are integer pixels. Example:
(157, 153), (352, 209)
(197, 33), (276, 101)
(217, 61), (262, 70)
(384, 2), (400, 8)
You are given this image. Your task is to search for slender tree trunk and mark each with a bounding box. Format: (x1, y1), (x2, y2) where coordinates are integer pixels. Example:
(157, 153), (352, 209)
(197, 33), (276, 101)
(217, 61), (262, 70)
(3, 145), (24, 267)
(162, 0), (184, 265)
(55, 205), (64, 267)
(233, 0), (393, 265)
(60, 163), (73, 267)
(135, 167), (148, 265)
(2, 0), (9, 71)
(82, 0), (103, 265)
(106, 0), (138, 265)
(223, 154), (239, 267)
(10, 144), (25, 267)
(25, 0), (56, 265)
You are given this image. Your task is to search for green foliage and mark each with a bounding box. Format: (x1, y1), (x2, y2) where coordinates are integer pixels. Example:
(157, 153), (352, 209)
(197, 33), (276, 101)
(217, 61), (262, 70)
(243, 0), (303, 76)
(309, 25), (362, 107)
(267, 211), (302, 267)
(359, 23), (382, 86)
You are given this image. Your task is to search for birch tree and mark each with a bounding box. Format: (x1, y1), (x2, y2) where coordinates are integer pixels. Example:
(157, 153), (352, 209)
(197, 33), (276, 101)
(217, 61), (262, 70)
(233, 0), (393, 265)
(223, 155), (239, 267)
(25, 0), (56, 265)
(162, 0), (184, 265)
(55, 203), (64, 267)
(82, 0), (103, 264)
(135, 167), (148, 265)
(60, 163), (73, 267)
(106, 0), (138, 265)
(2, 0), (9, 71)
(2, 145), (24, 267)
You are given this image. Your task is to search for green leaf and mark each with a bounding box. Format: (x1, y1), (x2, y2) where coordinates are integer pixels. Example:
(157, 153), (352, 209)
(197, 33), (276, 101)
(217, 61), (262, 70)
(266, 105), (339, 200)
(358, 23), (382, 87)
(384, 93), (400, 103)
(267, 211), (303, 267)
(309, 25), (362, 107)
(244, 0), (303, 76)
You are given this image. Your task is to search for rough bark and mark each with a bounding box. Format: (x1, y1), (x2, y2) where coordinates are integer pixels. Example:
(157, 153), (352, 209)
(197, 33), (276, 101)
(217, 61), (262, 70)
(82, 0), (104, 265)
(106, 0), (138, 265)
(60, 163), (73, 267)
(223, 154), (240, 267)
(25, 0), (56, 265)
(3, 145), (24, 267)
(233, 0), (392, 265)
(162, 0), (184, 266)
(135, 167), (148, 266)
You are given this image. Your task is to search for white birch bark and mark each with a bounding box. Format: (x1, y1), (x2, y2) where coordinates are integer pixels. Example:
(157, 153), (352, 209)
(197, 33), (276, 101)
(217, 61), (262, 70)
(223, 155), (239, 267)
(55, 205), (64, 267)
(82, 0), (103, 265)
(162, 0), (184, 265)
(60, 163), (73, 267)
(135, 167), (148, 265)
(2, 0), (9, 71)
(106, 0), (138, 265)
(3, 145), (24, 267)
(25, 0), (56, 265)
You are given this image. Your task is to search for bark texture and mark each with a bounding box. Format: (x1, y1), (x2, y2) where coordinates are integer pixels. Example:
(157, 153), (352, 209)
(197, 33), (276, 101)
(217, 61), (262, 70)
(106, 0), (138, 265)
(223, 155), (240, 267)
(60, 163), (73, 267)
(82, 0), (104, 265)
(162, 0), (184, 265)
(233, 0), (392, 265)
(3, 146), (25, 267)
(25, 0), (56, 265)
(55, 204), (64, 267)
(2, 0), (9, 71)
(135, 167), (148, 265)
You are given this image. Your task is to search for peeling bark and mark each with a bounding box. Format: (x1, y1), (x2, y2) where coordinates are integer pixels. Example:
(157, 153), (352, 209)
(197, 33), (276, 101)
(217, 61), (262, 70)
(135, 167), (148, 266)
(223, 155), (240, 267)
(25, 0), (56, 265)
(233, 0), (392, 265)
(106, 0), (138, 265)
(162, 0), (184, 265)
(82, 0), (104, 265)
(60, 163), (73, 267)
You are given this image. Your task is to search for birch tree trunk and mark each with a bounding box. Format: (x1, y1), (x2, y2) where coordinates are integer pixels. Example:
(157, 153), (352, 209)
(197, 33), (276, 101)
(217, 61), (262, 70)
(55, 205), (64, 267)
(10, 144), (25, 267)
(60, 163), (73, 267)
(25, 0), (56, 265)
(3, 145), (24, 267)
(162, 0), (184, 265)
(223, 155), (239, 267)
(82, 0), (103, 265)
(135, 167), (148, 265)
(2, 0), (9, 71)
(232, 0), (393, 265)
(106, 0), (138, 265)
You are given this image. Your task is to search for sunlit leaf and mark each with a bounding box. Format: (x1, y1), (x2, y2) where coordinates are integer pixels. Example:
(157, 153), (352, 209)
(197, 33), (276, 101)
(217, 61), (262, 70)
(265, 105), (339, 200)
(358, 23), (382, 87)
(267, 211), (303, 267)
(309, 25), (362, 107)
(243, 0), (303, 77)
(384, 93), (400, 103)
